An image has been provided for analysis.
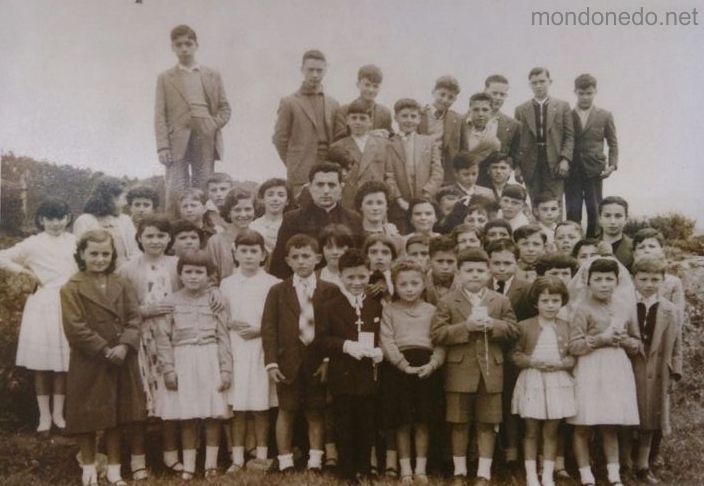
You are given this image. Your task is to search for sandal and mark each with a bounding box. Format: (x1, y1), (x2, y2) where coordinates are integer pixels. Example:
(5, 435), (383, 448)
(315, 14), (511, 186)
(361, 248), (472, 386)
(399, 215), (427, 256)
(132, 468), (148, 481)
(164, 461), (184, 473)
(226, 463), (242, 474)
(181, 470), (195, 481)
(107, 480), (128, 486)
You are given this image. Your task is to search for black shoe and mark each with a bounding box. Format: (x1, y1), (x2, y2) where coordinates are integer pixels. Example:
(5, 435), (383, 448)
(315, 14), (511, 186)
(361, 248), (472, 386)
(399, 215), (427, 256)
(636, 468), (659, 484)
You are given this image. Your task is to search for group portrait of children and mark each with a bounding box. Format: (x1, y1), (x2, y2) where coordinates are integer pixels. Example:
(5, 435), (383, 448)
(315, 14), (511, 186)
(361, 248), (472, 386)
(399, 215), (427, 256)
(1, 23), (688, 486)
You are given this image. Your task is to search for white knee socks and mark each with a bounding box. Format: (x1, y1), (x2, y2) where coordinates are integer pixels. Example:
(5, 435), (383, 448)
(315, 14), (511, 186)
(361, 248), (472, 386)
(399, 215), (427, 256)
(52, 394), (66, 428)
(36, 395), (51, 431)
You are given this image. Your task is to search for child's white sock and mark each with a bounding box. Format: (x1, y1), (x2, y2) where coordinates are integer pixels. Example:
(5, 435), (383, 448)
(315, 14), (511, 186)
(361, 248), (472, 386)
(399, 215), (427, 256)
(477, 457), (493, 480)
(182, 449), (197, 474)
(51, 394), (66, 428)
(130, 454), (146, 473)
(452, 456), (467, 476)
(555, 455), (565, 471)
(163, 450), (182, 469)
(205, 446), (219, 470)
(106, 464), (122, 483)
(370, 446), (378, 469)
(399, 457), (412, 477)
(385, 449), (398, 471)
(415, 457), (427, 476)
(578, 466), (595, 485)
(278, 453), (294, 471)
(525, 459), (540, 486)
(81, 464), (97, 486)
(542, 459), (556, 485)
(307, 449), (324, 469)
(606, 462), (621, 483)
(36, 395), (51, 431)
(255, 446), (268, 460)
(325, 442), (338, 462)
(231, 446), (245, 467)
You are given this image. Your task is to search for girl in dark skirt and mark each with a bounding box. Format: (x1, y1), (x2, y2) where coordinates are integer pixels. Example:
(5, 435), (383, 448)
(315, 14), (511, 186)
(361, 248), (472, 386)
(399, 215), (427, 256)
(380, 258), (446, 483)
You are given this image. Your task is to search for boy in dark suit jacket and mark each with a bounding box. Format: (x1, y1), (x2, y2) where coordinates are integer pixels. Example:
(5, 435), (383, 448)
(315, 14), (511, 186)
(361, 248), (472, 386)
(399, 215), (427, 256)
(155, 25), (231, 216)
(566, 74), (619, 238)
(314, 249), (384, 481)
(334, 65), (393, 141)
(262, 234), (337, 472)
(418, 76), (463, 184)
(330, 99), (389, 209)
(431, 248), (518, 483)
(514, 67), (574, 205)
(272, 50), (340, 196)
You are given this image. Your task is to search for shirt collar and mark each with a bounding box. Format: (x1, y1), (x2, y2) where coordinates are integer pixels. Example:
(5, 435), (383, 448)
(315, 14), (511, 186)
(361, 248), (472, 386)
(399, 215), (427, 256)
(637, 291), (659, 309)
(427, 104), (446, 120)
(538, 316), (556, 328)
(293, 272), (316, 288)
(462, 287), (486, 303)
(456, 182), (475, 195)
(352, 133), (369, 145)
(533, 96), (549, 106)
(576, 105), (594, 115)
(400, 131), (415, 141)
(493, 275), (513, 293)
(299, 82), (324, 96)
(340, 287), (365, 310)
(177, 63), (200, 73)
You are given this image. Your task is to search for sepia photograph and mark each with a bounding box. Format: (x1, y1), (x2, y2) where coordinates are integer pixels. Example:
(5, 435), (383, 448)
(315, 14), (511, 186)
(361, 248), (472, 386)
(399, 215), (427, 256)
(1, 0), (703, 485)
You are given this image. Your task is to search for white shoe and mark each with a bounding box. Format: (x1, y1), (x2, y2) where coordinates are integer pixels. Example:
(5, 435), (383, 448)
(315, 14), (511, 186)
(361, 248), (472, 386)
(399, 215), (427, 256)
(81, 466), (98, 486)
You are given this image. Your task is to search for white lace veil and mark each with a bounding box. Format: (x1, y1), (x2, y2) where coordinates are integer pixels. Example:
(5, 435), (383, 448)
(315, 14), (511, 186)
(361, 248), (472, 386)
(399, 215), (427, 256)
(567, 255), (637, 330)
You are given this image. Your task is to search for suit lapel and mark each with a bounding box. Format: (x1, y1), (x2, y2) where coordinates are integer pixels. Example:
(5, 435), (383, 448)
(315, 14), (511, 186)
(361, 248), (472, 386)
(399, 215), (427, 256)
(390, 136), (409, 187)
(294, 93), (319, 129)
(648, 304), (671, 356)
(583, 107), (596, 131)
(199, 69), (215, 112)
(412, 135), (424, 192)
(324, 95), (335, 141)
(283, 280), (301, 316)
(546, 102), (557, 131)
(78, 275), (119, 316)
(452, 290), (472, 321)
(357, 136), (377, 177)
(523, 104), (537, 136)
(166, 67), (189, 105)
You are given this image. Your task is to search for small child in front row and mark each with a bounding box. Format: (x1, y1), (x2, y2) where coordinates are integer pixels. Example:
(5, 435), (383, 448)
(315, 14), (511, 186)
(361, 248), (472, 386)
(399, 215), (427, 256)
(220, 230), (280, 472)
(380, 258), (446, 484)
(315, 249), (385, 481)
(0, 198), (77, 433)
(156, 251), (233, 481)
(262, 234), (337, 473)
(511, 277), (576, 486)
(626, 257), (682, 483)
(430, 247), (518, 483)
(568, 258), (641, 486)
(61, 230), (146, 486)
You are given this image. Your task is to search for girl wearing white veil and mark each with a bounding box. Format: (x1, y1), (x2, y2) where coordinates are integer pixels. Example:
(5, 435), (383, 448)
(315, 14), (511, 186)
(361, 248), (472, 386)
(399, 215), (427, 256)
(566, 256), (641, 486)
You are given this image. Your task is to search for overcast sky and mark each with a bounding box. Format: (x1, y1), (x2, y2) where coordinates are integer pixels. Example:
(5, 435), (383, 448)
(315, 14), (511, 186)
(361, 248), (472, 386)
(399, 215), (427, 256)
(1, 0), (703, 225)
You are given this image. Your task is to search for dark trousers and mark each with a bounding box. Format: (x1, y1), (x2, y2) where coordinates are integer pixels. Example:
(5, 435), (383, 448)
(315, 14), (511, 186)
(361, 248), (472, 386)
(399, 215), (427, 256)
(565, 163), (603, 238)
(333, 394), (376, 480)
(165, 121), (217, 216)
(526, 148), (565, 205)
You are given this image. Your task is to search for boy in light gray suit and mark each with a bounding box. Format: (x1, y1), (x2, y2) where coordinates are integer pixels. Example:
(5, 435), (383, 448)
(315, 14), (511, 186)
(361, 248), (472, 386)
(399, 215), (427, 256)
(566, 74), (619, 238)
(273, 50), (340, 196)
(155, 25), (231, 215)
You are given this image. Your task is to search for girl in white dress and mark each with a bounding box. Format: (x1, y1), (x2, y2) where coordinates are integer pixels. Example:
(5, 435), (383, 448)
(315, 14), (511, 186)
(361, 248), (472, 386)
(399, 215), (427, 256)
(0, 198), (76, 432)
(73, 177), (139, 269)
(156, 250), (232, 481)
(249, 178), (291, 257)
(511, 277), (576, 486)
(220, 230), (280, 471)
(117, 215), (180, 479)
(567, 257), (641, 486)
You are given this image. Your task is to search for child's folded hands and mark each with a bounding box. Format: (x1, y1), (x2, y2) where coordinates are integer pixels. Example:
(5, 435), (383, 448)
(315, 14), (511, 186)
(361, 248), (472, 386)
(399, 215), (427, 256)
(164, 372), (178, 390)
(416, 363), (435, 379)
(218, 371), (231, 392)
